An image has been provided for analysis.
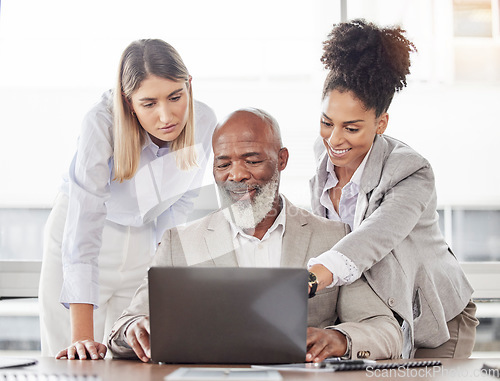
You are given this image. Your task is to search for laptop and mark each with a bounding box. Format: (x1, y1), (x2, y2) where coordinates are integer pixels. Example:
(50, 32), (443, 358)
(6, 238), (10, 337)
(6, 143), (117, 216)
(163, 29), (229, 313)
(148, 267), (308, 364)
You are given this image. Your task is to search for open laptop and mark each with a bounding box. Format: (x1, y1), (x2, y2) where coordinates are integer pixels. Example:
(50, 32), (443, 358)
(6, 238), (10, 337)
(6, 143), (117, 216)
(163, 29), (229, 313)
(148, 267), (308, 364)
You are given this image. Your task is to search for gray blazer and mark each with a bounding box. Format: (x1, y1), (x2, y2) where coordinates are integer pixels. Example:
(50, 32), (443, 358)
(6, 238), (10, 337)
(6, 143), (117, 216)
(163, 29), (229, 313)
(108, 198), (402, 360)
(310, 135), (474, 349)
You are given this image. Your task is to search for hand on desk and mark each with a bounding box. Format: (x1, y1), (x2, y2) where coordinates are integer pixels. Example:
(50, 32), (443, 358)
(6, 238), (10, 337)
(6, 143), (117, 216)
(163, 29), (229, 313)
(55, 339), (107, 360)
(125, 316), (151, 363)
(306, 327), (348, 363)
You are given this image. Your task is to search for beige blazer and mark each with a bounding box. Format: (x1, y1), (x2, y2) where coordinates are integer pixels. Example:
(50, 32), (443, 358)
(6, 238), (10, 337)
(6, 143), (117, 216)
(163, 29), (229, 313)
(108, 198), (402, 360)
(310, 135), (474, 349)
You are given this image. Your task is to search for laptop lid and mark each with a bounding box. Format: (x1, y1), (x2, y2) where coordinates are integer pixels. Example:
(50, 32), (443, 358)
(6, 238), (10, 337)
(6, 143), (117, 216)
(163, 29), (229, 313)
(148, 267), (308, 364)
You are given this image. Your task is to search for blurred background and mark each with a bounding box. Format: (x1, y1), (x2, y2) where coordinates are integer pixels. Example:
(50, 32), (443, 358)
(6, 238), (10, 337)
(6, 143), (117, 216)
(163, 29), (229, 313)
(0, 0), (499, 356)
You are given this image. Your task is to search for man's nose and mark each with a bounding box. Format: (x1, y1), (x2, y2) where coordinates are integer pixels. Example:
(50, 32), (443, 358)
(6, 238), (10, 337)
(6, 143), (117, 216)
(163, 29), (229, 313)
(228, 162), (251, 182)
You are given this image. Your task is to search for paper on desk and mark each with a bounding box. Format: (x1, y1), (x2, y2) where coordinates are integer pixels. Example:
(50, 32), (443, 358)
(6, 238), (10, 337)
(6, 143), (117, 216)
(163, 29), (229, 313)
(251, 363), (335, 372)
(164, 367), (282, 380)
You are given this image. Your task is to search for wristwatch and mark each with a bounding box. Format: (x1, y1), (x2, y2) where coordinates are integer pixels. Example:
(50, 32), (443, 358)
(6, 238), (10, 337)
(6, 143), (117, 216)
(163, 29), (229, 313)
(308, 271), (318, 298)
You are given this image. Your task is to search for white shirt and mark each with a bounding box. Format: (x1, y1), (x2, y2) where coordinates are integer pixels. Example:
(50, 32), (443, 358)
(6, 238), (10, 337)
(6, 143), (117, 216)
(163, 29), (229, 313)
(59, 90), (217, 307)
(307, 147), (373, 287)
(229, 196), (286, 268)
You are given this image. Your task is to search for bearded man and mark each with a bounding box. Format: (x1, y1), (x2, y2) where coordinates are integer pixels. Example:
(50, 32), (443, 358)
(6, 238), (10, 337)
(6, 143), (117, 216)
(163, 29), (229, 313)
(107, 108), (403, 363)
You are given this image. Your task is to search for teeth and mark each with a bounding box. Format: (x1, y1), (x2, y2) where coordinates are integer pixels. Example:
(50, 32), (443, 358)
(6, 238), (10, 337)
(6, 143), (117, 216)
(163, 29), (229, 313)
(332, 148), (350, 154)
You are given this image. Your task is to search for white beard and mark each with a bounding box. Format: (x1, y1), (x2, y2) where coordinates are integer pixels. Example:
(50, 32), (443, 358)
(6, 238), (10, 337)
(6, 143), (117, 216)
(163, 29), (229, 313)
(219, 171), (279, 230)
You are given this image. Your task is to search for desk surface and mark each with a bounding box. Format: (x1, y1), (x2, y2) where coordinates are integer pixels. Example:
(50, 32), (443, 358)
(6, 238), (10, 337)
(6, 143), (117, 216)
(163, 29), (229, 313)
(1, 357), (500, 380)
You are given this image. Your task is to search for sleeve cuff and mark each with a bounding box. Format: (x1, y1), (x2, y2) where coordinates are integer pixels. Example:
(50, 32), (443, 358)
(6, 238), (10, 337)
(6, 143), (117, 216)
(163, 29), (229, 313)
(60, 263), (99, 308)
(307, 248), (361, 287)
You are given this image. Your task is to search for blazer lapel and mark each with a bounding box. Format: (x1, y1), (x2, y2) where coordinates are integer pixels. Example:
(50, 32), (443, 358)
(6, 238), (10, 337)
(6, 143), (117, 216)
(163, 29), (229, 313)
(204, 211), (238, 266)
(309, 152), (329, 218)
(354, 135), (388, 229)
(281, 199), (312, 268)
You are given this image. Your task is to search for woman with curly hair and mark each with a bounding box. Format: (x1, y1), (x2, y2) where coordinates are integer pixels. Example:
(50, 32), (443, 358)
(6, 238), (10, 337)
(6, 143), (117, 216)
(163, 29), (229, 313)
(307, 19), (477, 359)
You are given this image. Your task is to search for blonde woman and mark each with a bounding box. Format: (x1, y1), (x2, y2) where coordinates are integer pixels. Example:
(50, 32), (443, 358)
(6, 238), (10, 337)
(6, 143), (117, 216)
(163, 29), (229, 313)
(39, 39), (217, 360)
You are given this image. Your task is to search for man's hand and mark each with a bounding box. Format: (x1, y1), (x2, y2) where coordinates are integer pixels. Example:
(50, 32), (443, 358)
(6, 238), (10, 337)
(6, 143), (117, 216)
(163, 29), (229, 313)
(126, 317), (151, 363)
(306, 327), (347, 363)
(55, 339), (106, 360)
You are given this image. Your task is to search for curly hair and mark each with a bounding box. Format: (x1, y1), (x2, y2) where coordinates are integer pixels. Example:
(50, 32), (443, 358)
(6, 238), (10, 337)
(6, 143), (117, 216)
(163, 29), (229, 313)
(321, 19), (417, 117)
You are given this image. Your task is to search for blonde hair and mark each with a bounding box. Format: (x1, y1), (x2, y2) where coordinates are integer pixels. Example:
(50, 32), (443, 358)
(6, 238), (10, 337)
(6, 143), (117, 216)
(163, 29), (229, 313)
(113, 39), (196, 182)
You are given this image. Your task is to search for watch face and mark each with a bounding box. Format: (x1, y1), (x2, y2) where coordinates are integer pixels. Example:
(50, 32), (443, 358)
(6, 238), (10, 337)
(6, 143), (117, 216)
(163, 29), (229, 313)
(308, 271), (318, 298)
(308, 272), (317, 284)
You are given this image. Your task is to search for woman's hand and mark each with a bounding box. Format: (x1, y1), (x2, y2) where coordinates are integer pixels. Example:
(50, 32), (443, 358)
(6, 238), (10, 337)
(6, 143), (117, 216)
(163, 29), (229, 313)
(55, 339), (107, 360)
(309, 264), (334, 292)
(57, 303), (106, 359)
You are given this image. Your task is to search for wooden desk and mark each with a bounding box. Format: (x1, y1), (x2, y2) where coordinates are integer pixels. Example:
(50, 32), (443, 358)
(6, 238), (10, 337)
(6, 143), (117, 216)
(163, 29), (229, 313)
(1, 357), (499, 380)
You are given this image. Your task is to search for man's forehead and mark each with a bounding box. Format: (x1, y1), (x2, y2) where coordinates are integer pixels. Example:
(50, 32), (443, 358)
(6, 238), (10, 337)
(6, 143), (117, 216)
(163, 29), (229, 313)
(213, 139), (274, 157)
(213, 122), (277, 151)
(215, 132), (273, 145)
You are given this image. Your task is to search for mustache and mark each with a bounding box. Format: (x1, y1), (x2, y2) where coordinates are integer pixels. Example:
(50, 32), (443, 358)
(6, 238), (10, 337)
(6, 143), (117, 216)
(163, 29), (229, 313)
(221, 182), (261, 193)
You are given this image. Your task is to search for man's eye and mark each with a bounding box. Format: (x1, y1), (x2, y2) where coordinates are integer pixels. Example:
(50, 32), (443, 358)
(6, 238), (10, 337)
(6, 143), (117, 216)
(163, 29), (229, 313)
(216, 163), (230, 169)
(321, 120), (333, 127)
(247, 160), (263, 165)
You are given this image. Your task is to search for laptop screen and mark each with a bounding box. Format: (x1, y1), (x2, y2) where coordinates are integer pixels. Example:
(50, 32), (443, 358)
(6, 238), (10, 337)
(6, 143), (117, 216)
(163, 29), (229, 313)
(148, 267), (308, 364)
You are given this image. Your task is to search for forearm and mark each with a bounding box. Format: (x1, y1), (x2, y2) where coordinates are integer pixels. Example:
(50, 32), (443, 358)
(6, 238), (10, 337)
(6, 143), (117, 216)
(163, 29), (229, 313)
(333, 166), (435, 272)
(61, 181), (107, 308)
(337, 278), (403, 359)
(334, 316), (402, 360)
(108, 316), (143, 359)
(70, 303), (94, 342)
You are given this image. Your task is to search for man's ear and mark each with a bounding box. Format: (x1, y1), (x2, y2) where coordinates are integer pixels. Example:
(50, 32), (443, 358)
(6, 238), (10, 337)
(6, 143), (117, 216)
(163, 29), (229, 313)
(376, 113), (389, 135)
(278, 147), (289, 171)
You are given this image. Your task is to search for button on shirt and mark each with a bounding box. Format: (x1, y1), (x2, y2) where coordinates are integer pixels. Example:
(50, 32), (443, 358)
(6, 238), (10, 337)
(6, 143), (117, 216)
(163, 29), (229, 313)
(59, 90), (217, 307)
(229, 196), (286, 268)
(307, 147), (374, 287)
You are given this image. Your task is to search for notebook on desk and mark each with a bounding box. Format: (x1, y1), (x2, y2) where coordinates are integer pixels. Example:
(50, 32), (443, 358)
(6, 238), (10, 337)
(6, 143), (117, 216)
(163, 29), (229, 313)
(0, 356), (37, 369)
(148, 267), (308, 364)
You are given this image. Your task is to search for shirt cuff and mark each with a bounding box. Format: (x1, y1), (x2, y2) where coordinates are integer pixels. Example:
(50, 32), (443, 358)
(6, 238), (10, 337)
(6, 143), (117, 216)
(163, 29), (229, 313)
(307, 248), (361, 288)
(60, 262), (99, 308)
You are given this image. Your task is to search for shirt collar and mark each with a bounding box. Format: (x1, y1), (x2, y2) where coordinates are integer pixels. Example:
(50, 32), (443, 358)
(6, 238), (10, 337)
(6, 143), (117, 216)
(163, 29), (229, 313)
(229, 194), (287, 241)
(142, 134), (170, 157)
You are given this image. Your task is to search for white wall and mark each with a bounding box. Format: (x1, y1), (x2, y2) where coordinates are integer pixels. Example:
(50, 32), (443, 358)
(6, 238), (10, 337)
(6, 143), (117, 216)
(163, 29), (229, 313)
(0, 0), (499, 209)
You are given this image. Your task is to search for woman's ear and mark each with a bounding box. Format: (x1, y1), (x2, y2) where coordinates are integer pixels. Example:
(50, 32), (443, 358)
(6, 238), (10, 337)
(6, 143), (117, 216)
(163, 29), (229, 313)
(376, 113), (389, 135)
